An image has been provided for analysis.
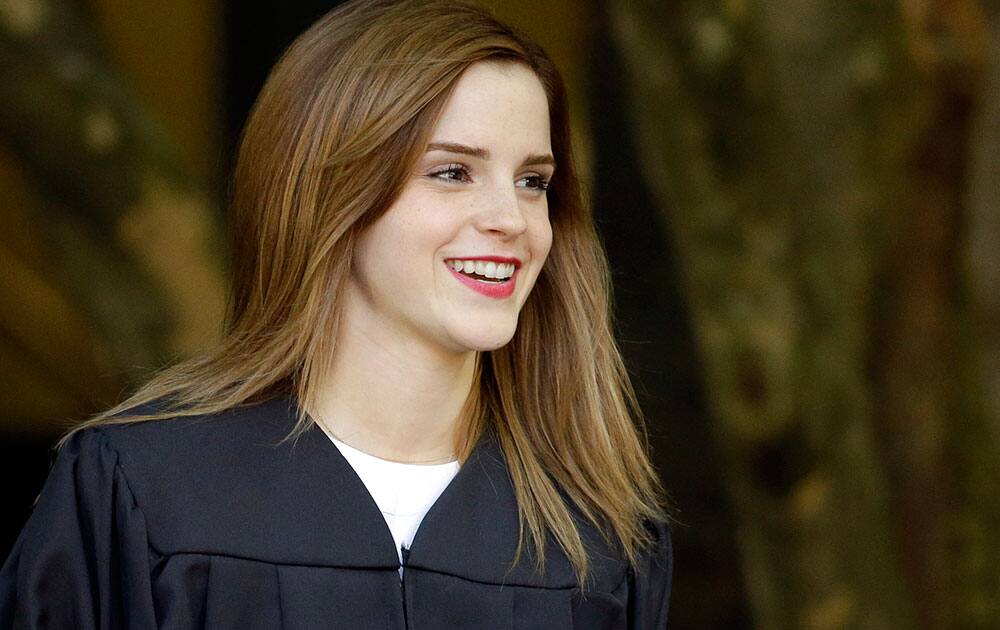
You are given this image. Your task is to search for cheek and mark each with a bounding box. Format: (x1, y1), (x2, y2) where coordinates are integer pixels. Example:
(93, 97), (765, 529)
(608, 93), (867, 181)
(532, 214), (554, 261)
(369, 209), (433, 258)
(352, 217), (418, 291)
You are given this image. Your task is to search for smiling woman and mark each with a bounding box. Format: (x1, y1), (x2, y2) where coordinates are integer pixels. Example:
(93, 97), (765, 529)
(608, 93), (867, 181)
(0, 1), (673, 628)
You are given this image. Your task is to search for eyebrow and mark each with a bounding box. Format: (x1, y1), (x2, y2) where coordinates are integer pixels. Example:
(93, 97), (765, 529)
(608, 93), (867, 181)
(425, 141), (556, 169)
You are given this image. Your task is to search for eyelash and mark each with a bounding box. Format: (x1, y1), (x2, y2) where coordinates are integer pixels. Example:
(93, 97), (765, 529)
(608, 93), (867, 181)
(428, 164), (551, 192)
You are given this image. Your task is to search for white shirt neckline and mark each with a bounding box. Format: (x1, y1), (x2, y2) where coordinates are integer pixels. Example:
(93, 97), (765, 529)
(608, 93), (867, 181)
(327, 434), (461, 577)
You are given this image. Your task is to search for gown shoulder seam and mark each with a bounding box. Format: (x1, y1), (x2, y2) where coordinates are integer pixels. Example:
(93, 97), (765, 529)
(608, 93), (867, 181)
(85, 427), (162, 557)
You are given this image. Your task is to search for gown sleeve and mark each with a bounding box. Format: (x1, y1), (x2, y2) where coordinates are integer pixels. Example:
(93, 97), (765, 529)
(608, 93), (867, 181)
(627, 517), (674, 629)
(0, 428), (157, 629)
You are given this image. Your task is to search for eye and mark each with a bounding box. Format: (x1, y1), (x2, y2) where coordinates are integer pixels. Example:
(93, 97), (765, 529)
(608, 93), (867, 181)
(517, 174), (551, 192)
(428, 164), (473, 184)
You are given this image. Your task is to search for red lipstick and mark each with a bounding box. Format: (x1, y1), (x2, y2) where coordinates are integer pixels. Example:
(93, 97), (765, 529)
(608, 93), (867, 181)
(444, 258), (519, 299)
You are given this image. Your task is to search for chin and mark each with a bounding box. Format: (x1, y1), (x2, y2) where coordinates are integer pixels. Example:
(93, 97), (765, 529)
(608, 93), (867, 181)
(451, 326), (517, 352)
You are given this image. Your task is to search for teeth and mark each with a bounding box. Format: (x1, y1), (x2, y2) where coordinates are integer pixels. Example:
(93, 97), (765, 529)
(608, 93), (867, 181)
(447, 259), (516, 279)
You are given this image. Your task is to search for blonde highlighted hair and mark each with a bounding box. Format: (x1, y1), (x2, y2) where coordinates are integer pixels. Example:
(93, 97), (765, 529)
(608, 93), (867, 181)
(61, 0), (668, 588)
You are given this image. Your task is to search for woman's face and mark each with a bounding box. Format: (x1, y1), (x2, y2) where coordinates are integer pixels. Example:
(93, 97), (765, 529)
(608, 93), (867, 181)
(348, 60), (554, 354)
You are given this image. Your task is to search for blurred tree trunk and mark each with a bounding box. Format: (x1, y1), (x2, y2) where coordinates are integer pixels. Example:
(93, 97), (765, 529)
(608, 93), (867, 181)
(608, 0), (998, 628)
(0, 0), (227, 432)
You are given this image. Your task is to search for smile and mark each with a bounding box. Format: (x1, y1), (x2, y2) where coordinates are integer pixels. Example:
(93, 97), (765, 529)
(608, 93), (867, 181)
(446, 259), (515, 281)
(444, 259), (519, 298)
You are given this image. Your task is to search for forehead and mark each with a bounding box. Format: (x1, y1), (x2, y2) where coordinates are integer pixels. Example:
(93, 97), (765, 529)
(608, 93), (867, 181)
(428, 61), (552, 153)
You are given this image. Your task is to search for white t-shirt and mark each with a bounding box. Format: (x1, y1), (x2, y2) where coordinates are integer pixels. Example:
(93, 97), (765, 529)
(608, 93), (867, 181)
(328, 434), (460, 579)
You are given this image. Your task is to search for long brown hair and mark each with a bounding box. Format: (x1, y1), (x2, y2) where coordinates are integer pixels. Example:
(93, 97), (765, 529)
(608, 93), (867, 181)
(61, 0), (668, 588)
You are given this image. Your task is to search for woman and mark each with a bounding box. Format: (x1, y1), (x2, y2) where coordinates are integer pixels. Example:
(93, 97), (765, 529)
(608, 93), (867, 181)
(0, 0), (672, 627)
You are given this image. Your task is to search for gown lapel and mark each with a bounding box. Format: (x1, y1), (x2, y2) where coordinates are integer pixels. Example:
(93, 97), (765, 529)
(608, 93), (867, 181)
(287, 392), (579, 589)
(401, 428), (578, 588)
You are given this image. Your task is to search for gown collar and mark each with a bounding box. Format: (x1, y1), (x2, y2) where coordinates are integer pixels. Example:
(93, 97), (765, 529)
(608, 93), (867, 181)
(279, 393), (609, 589)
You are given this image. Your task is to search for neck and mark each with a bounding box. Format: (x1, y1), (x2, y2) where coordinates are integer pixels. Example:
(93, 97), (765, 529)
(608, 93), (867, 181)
(310, 291), (478, 464)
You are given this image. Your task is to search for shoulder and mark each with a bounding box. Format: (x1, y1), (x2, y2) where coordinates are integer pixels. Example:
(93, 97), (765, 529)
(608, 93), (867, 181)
(80, 395), (299, 500)
(93, 394), (300, 462)
(624, 515), (673, 625)
(641, 515), (673, 562)
(73, 395), (322, 559)
(626, 515), (672, 582)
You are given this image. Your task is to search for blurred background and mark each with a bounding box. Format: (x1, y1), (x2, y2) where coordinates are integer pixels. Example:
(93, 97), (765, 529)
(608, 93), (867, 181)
(1, 0), (998, 627)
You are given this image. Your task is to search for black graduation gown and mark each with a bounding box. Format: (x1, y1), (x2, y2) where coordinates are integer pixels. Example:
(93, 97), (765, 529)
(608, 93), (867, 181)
(0, 394), (672, 628)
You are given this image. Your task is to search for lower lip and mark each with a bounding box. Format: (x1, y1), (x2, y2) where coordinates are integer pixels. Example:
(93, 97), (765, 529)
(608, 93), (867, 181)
(445, 263), (518, 298)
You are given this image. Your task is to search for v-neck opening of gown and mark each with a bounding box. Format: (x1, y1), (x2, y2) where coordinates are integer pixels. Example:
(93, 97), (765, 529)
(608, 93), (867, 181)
(298, 401), (482, 575)
(327, 433), (460, 517)
(327, 433), (460, 579)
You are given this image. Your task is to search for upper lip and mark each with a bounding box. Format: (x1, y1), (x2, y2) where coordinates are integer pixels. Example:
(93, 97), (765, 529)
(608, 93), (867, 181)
(446, 255), (522, 269)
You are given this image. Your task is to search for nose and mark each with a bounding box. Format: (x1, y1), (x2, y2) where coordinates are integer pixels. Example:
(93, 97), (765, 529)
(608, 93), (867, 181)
(475, 182), (528, 237)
